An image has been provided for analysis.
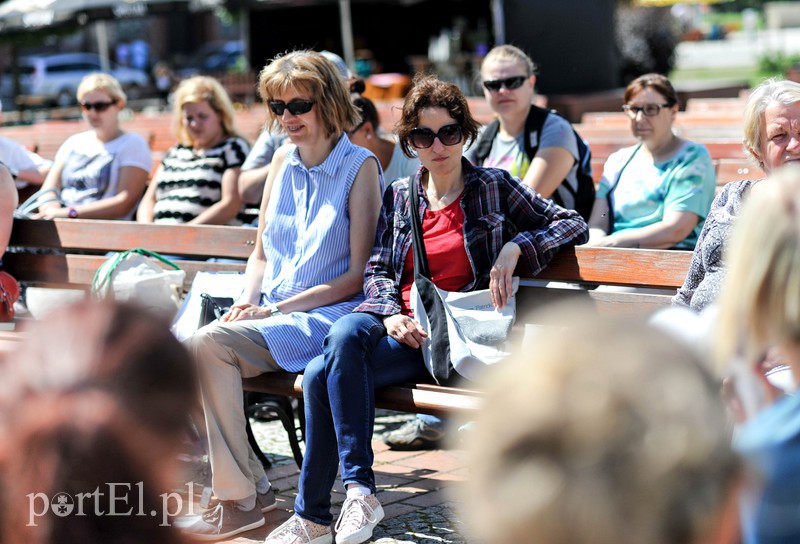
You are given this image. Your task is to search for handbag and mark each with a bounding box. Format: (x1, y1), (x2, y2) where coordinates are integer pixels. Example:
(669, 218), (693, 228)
(198, 293), (234, 329)
(407, 179), (519, 385)
(170, 271), (246, 341)
(91, 248), (186, 319)
(0, 271), (20, 323)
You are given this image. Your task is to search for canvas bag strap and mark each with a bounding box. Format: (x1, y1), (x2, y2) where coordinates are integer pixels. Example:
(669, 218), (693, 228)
(408, 178), (457, 385)
(91, 247), (181, 297)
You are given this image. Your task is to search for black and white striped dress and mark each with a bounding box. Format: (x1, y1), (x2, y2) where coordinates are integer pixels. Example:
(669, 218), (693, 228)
(152, 136), (250, 224)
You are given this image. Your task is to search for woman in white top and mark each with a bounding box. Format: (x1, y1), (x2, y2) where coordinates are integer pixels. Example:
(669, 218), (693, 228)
(36, 73), (152, 220)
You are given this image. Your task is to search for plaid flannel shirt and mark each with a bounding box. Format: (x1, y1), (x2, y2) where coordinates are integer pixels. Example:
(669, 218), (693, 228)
(355, 158), (589, 317)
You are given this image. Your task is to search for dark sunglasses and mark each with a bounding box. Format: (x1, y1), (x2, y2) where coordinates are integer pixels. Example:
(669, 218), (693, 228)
(79, 100), (116, 112)
(346, 120), (367, 138)
(269, 99), (315, 116)
(409, 124), (463, 149)
(482, 75), (527, 92)
(621, 103), (672, 118)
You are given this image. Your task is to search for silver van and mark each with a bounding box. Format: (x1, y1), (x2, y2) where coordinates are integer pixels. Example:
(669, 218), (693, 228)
(1, 52), (150, 108)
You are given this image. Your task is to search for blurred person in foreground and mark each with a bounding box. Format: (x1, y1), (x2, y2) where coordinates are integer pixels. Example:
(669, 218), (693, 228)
(0, 299), (197, 543)
(34, 73), (152, 220)
(716, 165), (800, 544)
(137, 76), (250, 225)
(461, 306), (740, 544)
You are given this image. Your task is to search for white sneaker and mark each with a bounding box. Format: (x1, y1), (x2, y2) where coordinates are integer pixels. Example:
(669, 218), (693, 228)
(334, 493), (384, 544)
(264, 514), (332, 544)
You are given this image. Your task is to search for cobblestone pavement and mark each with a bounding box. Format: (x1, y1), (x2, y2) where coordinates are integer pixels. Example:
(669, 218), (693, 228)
(176, 408), (476, 544)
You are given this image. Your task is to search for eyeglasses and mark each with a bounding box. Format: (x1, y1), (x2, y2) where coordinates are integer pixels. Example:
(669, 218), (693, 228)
(269, 99), (315, 116)
(622, 103), (672, 118)
(409, 124), (463, 149)
(482, 75), (527, 92)
(79, 100), (117, 112)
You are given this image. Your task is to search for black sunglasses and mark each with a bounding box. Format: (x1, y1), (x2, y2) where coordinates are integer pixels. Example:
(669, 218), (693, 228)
(269, 99), (315, 116)
(80, 100), (117, 112)
(409, 124), (463, 149)
(482, 75), (527, 92)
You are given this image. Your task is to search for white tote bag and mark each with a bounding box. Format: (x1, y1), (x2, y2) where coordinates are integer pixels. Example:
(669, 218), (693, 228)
(410, 277), (519, 382)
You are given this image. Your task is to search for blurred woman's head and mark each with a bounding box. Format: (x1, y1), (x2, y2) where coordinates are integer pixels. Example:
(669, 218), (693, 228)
(479, 45), (537, 120)
(396, 74), (480, 159)
(742, 78), (800, 172)
(258, 50), (359, 140)
(716, 164), (800, 370)
(462, 306), (738, 544)
(77, 73), (127, 107)
(622, 73), (679, 146)
(172, 75), (239, 148)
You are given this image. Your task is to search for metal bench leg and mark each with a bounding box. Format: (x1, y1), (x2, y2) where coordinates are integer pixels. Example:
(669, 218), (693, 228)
(245, 393), (305, 469)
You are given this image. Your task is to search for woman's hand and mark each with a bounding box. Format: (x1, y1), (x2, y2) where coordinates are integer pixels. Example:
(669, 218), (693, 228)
(33, 205), (68, 220)
(490, 242), (521, 308)
(222, 303), (271, 322)
(384, 313), (428, 348)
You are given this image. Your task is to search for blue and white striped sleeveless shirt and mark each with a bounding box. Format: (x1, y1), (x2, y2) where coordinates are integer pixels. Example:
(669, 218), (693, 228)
(256, 134), (383, 372)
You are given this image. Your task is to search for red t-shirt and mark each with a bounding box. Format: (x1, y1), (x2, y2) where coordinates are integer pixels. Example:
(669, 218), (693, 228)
(399, 195), (474, 316)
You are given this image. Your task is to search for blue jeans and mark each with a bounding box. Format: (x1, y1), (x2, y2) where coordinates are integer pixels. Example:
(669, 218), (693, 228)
(294, 312), (431, 525)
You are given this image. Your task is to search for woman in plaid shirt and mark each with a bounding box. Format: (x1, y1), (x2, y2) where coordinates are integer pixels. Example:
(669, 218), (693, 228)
(264, 75), (588, 544)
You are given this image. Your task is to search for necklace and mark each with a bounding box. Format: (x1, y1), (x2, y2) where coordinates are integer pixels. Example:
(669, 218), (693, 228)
(427, 184), (463, 207)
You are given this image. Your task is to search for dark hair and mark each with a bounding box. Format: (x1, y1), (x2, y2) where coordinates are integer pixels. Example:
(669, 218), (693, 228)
(352, 95), (380, 129)
(396, 74), (480, 158)
(623, 73), (680, 107)
(349, 77), (366, 95)
(0, 392), (185, 544)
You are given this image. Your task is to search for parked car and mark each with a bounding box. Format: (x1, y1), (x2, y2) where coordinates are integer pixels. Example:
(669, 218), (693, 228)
(0, 52), (151, 108)
(176, 40), (245, 78)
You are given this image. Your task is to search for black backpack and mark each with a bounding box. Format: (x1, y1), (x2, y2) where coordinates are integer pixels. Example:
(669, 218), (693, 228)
(473, 105), (596, 221)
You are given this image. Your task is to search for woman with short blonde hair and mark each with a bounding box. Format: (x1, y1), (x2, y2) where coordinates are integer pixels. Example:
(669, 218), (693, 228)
(35, 73), (152, 220)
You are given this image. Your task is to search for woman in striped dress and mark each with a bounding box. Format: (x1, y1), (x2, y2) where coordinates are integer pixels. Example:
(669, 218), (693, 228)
(182, 51), (383, 541)
(137, 76), (250, 225)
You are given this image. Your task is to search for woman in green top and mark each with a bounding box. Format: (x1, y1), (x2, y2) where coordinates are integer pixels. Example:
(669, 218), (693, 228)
(587, 73), (716, 250)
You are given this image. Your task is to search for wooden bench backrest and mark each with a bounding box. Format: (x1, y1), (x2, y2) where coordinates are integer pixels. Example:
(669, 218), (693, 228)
(6, 219), (688, 315)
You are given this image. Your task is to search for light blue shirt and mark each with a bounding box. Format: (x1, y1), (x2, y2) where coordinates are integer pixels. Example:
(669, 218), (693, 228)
(256, 134), (384, 372)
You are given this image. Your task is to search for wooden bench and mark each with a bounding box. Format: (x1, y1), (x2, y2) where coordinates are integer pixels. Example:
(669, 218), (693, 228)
(3, 218), (691, 463)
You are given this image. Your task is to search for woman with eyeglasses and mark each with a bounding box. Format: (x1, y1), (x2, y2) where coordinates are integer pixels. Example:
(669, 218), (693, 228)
(464, 45), (583, 208)
(262, 74), (587, 544)
(586, 73), (716, 249)
(182, 50), (383, 542)
(137, 75), (250, 225)
(34, 73), (152, 220)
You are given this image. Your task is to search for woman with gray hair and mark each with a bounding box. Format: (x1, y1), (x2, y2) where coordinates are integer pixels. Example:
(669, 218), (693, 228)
(673, 78), (800, 311)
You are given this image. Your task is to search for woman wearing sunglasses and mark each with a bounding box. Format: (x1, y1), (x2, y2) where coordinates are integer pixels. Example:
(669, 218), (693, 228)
(587, 73), (716, 249)
(464, 45), (582, 207)
(263, 75), (587, 544)
(182, 50), (383, 541)
(137, 76), (250, 225)
(34, 73), (152, 220)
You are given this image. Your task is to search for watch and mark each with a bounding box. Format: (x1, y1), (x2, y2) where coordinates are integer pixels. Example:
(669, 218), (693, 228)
(268, 303), (282, 317)
(67, 207), (79, 218)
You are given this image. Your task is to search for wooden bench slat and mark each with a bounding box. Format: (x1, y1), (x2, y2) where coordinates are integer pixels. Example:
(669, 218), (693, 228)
(9, 219), (256, 259)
